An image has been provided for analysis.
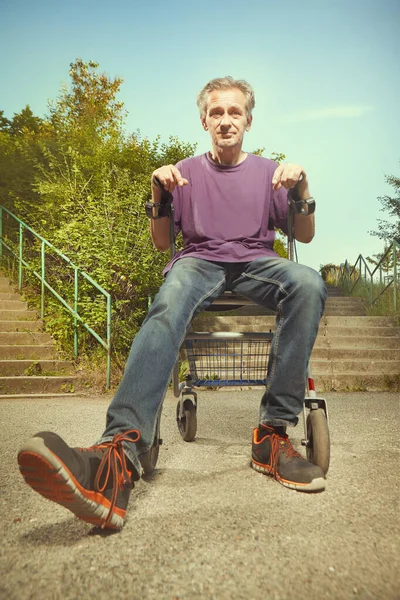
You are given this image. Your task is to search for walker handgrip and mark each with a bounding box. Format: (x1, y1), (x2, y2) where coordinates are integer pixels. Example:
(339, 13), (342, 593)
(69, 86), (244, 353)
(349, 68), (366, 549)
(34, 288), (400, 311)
(152, 176), (174, 205)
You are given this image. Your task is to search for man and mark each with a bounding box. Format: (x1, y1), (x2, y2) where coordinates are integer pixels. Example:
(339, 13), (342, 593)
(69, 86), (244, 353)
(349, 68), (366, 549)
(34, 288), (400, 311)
(18, 77), (327, 531)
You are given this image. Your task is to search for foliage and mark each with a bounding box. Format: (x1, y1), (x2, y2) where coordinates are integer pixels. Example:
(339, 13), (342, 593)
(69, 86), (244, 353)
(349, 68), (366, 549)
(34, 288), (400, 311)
(369, 164), (400, 242)
(319, 263), (341, 283)
(366, 245), (394, 273)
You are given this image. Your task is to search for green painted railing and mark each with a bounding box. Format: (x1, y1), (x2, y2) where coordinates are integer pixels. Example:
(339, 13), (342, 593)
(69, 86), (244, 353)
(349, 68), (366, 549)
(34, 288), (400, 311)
(0, 205), (112, 388)
(338, 239), (399, 314)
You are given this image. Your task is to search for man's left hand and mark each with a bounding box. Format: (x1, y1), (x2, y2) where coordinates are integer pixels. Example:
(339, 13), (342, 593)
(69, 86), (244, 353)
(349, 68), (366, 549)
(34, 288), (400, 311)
(272, 163), (308, 197)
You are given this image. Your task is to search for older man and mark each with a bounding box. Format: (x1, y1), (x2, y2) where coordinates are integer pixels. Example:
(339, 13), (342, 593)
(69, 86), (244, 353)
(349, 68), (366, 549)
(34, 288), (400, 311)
(18, 77), (327, 530)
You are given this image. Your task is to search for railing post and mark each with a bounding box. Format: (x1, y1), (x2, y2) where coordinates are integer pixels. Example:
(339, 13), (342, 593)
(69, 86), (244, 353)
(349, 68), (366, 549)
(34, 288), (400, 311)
(394, 243), (397, 313)
(74, 267), (79, 357)
(106, 294), (112, 389)
(41, 240), (45, 318)
(19, 222), (23, 290)
(370, 271), (373, 306)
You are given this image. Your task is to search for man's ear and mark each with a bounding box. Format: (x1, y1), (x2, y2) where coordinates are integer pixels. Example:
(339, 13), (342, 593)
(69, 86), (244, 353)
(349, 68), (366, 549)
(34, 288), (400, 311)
(201, 115), (208, 131)
(245, 114), (253, 132)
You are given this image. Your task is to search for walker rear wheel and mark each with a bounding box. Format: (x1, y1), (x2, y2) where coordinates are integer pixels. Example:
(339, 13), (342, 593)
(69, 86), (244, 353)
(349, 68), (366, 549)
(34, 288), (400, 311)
(306, 409), (330, 475)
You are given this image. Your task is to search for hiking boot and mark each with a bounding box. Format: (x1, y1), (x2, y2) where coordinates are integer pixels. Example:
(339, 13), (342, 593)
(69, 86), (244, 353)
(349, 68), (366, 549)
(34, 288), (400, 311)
(251, 424), (326, 492)
(18, 429), (140, 529)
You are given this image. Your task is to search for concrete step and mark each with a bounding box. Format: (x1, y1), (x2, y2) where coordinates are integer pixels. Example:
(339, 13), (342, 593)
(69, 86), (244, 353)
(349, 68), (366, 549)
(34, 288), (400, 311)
(0, 273), (78, 394)
(320, 336), (399, 349)
(0, 376), (77, 394)
(325, 293), (344, 297)
(0, 360), (74, 376)
(313, 373), (399, 392)
(318, 326), (400, 337)
(193, 315), (400, 330)
(0, 331), (52, 345)
(310, 359), (400, 374)
(0, 281), (15, 293)
(0, 299), (28, 310)
(325, 297), (364, 305)
(0, 320), (44, 332)
(0, 345), (57, 360)
(323, 309), (366, 316)
(0, 309), (38, 321)
(325, 291), (344, 297)
(311, 347), (398, 360)
(0, 281), (14, 289)
(324, 316), (399, 327)
(0, 292), (22, 300)
(325, 285), (344, 295)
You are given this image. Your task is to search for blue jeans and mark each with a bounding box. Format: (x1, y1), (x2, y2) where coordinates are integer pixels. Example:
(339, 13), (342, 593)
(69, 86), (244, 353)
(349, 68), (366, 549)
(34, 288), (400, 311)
(100, 256), (327, 476)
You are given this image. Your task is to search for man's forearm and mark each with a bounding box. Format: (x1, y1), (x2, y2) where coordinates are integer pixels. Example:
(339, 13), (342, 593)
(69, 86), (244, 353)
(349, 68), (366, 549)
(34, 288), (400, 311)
(150, 216), (171, 251)
(149, 187), (170, 250)
(148, 165), (188, 251)
(293, 213), (315, 243)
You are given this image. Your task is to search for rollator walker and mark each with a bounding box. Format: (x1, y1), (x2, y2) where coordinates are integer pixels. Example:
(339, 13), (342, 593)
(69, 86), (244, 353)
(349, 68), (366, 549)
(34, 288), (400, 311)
(140, 179), (330, 477)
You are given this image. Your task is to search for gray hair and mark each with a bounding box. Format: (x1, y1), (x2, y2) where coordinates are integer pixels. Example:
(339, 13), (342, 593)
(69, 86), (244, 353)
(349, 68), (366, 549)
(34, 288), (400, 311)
(197, 76), (255, 118)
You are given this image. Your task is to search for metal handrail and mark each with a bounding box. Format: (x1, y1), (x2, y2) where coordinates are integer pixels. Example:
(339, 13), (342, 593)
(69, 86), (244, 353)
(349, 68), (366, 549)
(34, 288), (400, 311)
(338, 239), (399, 313)
(0, 205), (112, 388)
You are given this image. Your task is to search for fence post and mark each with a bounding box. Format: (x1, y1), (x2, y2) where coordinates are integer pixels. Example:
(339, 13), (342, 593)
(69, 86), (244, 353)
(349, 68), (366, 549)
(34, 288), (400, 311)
(41, 240), (45, 318)
(106, 295), (111, 389)
(19, 223), (23, 290)
(74, 267), (79, 357)
(394, 243), (397, 313)
(370, 271), (373, 306)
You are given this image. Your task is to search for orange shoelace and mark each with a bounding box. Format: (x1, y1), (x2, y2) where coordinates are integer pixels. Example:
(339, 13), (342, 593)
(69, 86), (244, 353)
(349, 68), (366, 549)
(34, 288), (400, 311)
(91, 429), (140, 528)
(269, 432), (301, 476)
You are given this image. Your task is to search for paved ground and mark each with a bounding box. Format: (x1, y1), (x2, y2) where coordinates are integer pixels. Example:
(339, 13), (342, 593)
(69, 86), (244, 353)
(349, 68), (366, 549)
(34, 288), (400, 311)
(1, 390), (399, 600)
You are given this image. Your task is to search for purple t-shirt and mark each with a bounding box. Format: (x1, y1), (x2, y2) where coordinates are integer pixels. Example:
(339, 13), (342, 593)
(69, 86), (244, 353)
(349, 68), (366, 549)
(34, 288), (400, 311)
(164, 152), (289, 274)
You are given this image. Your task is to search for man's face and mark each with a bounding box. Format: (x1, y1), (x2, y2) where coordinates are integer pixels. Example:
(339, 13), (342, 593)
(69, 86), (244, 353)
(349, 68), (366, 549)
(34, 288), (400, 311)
(201, 88), (252, 151)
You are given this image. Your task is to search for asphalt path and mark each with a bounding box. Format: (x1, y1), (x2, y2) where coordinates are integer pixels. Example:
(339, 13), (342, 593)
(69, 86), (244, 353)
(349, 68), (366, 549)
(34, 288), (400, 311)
(1, 390), (399, 600)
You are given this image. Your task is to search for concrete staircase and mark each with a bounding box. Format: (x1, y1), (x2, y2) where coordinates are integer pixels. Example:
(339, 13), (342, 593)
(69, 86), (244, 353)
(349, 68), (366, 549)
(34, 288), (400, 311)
(0, 273), (78, 396)
(192, 284), (400, 392)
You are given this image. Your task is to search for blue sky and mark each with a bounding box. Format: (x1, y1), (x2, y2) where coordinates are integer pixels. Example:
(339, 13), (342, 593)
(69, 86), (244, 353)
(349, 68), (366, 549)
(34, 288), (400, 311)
(1, 0), (399, 272)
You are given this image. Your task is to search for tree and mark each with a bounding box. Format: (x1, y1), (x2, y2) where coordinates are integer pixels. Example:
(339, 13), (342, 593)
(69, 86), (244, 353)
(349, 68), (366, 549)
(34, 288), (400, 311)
(370, 165), (400, 242)
(8, 106), (42, 136)
(0, 110), (11, 131)
(0, 106), (43, 214)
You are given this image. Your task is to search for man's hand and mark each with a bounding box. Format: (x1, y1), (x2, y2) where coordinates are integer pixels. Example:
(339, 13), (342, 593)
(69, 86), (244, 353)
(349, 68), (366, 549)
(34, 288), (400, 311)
(151, 165), (189, 193)
(272, 163), (309, 198)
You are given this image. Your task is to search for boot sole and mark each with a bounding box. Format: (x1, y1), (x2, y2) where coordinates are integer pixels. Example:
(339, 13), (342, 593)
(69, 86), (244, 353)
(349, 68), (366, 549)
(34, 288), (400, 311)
(251, 460), (326, 492)
(18, 437), (125, 529)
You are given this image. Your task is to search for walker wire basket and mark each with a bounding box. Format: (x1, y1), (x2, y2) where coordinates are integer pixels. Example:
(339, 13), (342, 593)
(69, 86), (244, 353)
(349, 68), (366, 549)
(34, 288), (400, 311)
(184, 332), (273, 387)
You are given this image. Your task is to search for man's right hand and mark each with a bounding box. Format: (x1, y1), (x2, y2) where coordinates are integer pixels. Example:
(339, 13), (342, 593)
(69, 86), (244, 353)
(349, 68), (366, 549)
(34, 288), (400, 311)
(151, 165), (189, 193)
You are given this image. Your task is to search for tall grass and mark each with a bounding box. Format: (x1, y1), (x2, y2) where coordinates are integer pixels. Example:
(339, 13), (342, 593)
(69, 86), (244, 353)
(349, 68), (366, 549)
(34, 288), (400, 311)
(353, 279), (398, 316)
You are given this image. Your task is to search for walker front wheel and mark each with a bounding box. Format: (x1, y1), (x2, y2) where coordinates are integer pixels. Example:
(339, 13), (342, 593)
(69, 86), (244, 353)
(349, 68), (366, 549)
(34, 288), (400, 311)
(306, 409), (330, 475)
(176, 400), (197, 442)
